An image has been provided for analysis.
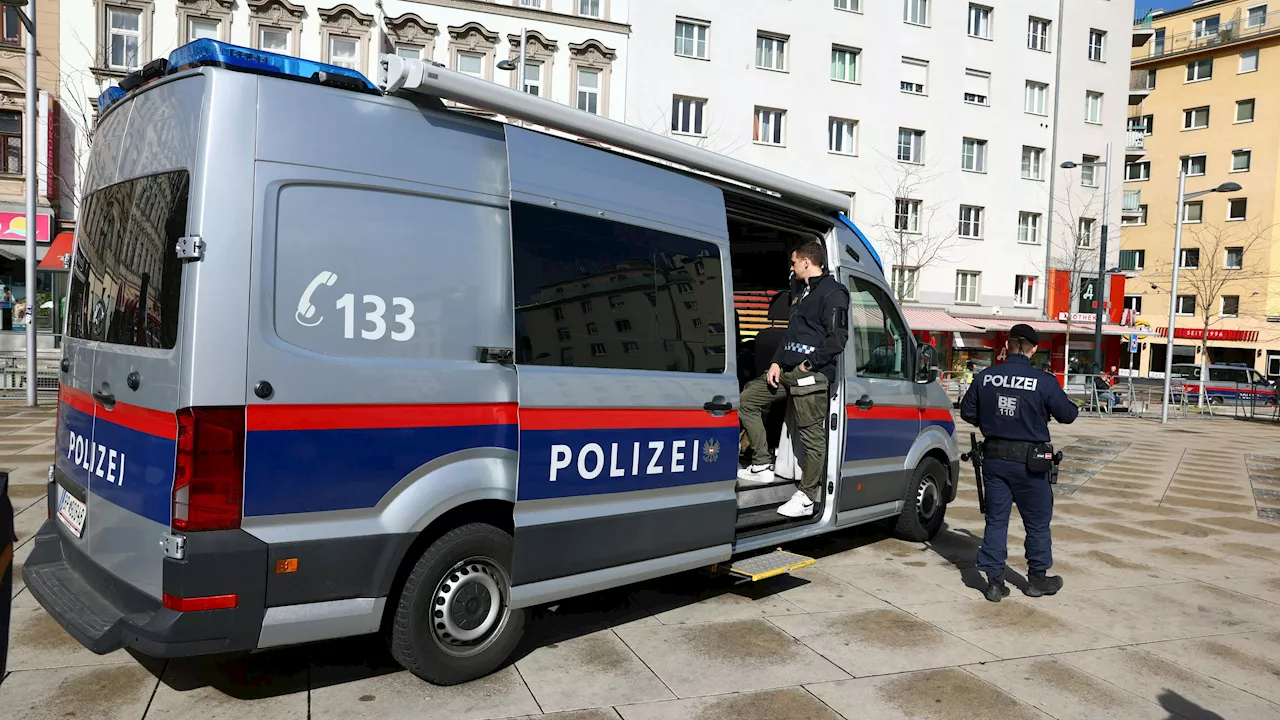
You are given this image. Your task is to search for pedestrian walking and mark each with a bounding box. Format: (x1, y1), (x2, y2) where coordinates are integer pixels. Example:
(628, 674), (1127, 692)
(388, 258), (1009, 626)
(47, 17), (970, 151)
(960, 324), (1078, 602)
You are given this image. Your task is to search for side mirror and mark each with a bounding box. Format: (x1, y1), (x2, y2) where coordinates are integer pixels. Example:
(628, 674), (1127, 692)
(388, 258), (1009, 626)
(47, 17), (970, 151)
(916, 344), (939, 384)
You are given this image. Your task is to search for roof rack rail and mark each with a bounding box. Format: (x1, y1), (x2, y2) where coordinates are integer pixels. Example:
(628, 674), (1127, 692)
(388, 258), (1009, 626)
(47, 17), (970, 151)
(377, 54), (852, 215)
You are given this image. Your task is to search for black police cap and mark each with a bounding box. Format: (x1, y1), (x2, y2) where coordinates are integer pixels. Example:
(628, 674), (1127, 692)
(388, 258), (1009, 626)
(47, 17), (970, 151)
(1009, 323), (1039, 344)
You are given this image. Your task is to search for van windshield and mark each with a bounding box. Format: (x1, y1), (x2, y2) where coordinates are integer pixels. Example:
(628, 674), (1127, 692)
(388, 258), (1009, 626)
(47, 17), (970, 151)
(67, 171), (189, 349)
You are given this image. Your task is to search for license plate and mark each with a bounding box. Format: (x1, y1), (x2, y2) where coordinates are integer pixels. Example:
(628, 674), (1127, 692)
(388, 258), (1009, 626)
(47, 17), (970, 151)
(57, 488), (87, 538)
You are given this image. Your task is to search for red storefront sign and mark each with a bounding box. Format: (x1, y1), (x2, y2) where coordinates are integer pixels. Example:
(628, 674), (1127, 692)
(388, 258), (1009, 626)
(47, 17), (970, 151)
(1156, 327), (1259, 342)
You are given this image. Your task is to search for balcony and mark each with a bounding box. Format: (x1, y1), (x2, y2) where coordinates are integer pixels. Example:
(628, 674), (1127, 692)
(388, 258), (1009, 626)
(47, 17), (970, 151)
(1125, 129), (1146, 159)
(1134, 8), (1280, 63)
(1121, 190), (1144, 223)
(1133, 13), (1156, 47)
(1129, 69), (1154, 104)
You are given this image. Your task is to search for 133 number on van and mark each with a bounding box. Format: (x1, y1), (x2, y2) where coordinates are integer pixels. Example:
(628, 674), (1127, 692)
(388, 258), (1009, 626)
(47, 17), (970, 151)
(296, 270), (415, 341)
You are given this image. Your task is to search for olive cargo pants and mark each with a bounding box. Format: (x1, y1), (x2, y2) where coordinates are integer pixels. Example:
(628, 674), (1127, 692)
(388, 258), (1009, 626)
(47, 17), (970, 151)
(739, 366), (829, 502)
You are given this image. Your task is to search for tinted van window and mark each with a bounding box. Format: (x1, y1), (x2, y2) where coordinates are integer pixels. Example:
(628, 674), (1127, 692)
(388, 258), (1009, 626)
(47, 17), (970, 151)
(67, 171), (189, 349)
(847, 277), (910, 380)
(512, 202), (726, 373)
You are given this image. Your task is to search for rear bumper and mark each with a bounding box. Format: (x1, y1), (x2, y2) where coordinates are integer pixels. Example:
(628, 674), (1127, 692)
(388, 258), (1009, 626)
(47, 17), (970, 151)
(22, 518), (268, 658)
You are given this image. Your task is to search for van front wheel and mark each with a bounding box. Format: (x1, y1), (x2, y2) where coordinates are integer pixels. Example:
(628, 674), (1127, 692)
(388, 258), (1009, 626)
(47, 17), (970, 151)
(891, 458), (950, 542)
(389, 523), (525, 685)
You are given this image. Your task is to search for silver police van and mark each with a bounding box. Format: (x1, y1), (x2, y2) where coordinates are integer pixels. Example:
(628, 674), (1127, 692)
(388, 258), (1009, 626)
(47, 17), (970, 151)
(26, 40), (959, 685)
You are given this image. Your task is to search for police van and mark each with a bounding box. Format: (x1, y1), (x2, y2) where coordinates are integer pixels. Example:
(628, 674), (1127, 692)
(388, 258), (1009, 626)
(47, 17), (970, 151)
(25, 40), (959, 685)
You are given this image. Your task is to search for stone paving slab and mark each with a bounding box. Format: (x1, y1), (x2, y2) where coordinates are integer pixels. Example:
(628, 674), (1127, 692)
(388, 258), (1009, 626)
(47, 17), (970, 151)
(806, 668), (1055, 720)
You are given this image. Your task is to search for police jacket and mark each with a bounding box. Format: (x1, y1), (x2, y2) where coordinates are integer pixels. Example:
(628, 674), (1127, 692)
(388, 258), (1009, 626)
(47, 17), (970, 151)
(772, 272), (850, 383)
(959, 354), (1078, 442)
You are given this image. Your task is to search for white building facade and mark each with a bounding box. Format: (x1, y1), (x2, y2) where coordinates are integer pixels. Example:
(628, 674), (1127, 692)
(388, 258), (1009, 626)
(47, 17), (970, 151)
(57, 0), (630, 219)
(625, 0), (1133, 328)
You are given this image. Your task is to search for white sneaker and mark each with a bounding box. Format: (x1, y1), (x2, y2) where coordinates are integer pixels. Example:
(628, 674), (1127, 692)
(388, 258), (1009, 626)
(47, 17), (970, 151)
(737, 464), (776, 485)
(777, 490), (815, 518)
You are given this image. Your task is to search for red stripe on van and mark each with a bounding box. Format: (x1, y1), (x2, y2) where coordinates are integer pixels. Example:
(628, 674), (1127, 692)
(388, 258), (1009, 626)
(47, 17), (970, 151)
(845, 405), (920, 421)
(60, 385), (96, 417)
(921, 408), (955, 423)
(247, 402), (519, 432)
(100, 401), (179, 440)
(520, 408), (739, 431)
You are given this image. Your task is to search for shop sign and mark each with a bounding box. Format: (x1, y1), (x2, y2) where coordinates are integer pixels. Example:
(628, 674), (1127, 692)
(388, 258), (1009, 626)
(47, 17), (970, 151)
(0, 212), (51, 242)
(1058, 312), (1098, 324)
(1156, 327), (1260, 342)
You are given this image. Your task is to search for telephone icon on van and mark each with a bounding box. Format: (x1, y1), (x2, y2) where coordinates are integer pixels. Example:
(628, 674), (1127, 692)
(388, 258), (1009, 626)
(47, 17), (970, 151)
(297, 271), (338, 327)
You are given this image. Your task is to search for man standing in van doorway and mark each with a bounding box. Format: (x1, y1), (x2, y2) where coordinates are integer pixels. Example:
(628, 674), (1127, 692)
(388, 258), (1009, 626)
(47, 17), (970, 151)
(960, 324), (1078, 602)
(737, 241), (850, 518)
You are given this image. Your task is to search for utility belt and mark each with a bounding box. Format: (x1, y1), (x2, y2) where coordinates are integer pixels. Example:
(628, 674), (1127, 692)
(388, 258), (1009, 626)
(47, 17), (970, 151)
(983, 438), (1061, 478)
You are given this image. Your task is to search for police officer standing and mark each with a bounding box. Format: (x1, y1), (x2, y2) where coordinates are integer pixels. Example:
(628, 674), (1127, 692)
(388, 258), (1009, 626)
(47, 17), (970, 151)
(960, 324), (1078, 602)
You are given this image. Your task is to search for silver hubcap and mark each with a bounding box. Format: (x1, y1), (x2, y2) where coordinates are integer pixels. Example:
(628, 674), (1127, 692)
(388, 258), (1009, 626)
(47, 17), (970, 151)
(916, 475), (940, 523)
(430, 557), (510, 657)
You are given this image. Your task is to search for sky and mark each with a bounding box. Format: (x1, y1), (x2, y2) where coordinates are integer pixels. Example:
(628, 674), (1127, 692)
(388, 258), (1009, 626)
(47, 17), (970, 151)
(1135, 1), (1197, 19)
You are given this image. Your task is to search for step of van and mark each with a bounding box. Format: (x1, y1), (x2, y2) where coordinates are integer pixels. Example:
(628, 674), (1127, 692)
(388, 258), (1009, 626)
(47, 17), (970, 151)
(716, 549), (815, 582)
(735, 479), (800, 508)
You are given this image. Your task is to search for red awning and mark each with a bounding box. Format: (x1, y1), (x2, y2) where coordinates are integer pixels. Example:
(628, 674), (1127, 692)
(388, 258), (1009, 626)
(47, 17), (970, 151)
(37, 231), (73, 271)
(902, 308), (983, 332)
(953, 315), (1139, 337)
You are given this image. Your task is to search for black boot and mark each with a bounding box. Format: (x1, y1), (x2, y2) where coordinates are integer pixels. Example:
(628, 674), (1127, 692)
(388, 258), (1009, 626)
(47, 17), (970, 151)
(1024, 575), (1064, 597)
(984, 577), (1010, 602)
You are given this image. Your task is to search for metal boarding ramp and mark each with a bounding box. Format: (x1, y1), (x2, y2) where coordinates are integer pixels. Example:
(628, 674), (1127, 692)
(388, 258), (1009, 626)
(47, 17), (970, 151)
(379, 54), (828, 583)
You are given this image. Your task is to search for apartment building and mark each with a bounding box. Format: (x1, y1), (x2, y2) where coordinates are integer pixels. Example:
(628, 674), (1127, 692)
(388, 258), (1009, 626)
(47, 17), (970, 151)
(627, 0), (1135, 373)
(58, 0), (630, 213)
(1125, 0), (1280, 381)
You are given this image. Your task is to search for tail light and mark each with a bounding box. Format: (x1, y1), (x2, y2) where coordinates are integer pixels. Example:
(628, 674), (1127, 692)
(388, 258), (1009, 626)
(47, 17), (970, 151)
(172, 407), (245, 532)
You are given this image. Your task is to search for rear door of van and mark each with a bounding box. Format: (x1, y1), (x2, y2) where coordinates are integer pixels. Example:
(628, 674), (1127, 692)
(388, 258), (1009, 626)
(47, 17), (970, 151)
(58, 77), (205, 600)
(503, 127), (740, 602)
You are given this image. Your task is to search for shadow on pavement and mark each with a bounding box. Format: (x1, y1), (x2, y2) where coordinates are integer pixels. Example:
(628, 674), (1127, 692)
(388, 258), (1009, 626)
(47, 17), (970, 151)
(1159, 689), (1225, 720)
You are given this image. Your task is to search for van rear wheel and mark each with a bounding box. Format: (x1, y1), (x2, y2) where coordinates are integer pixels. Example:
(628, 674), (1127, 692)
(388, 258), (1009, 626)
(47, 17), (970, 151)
(891, 458), (949, 542)
(388, 523), (525, 685)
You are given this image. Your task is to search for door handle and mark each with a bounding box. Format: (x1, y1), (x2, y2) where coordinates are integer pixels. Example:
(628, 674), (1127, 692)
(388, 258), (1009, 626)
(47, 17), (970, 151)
(93, 389), (116, 410)
(703, 395), (734, 416)
(854, 394), (874, 411)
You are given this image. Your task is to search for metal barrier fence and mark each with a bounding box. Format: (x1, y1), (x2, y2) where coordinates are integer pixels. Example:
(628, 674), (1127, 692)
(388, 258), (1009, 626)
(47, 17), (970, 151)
(935, 371), (1217, 420)
(0, 351), (60, 398)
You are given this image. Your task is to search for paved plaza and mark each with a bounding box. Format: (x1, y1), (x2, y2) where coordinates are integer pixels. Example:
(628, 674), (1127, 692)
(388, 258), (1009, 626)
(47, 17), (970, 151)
(5, 403), (1280, 719)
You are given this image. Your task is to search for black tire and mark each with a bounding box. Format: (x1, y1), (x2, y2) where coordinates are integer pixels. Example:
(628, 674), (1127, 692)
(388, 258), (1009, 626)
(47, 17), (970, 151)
(891, 458), (950, 542)
(388, 523), (525, 685)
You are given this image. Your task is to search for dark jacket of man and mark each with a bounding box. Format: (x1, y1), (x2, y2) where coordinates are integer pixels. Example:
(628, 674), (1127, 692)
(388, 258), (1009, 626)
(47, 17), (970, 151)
(772, 272), (849, 383)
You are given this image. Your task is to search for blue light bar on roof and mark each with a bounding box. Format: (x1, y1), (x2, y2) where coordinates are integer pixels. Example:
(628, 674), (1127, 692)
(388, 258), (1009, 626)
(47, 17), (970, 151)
(837, 213), (883, 274)
(167, 39), (379, 95)
(96, 86), (126, 116)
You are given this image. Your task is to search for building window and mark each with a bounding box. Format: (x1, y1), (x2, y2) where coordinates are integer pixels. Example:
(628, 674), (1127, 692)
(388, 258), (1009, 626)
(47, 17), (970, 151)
(675, 19), (708, 59)
(187, 17), (220, 42)
(1028, 17), (1050, 51)
(1194, 15), (1220, 39)
(1186, 58), (1213, 82)
(1081, 155), (1099, 187)
(1085, 91), (1103, 124)
(1119, 249), (1146, 270)
(250, 0), (304, 57)
(1021, 146), (1044, 180)
(1025, 81), (1048, 115)
(582, 300), (594, 314)
(1124, 295), (1142, 315)
(578, 0), (602, 19)
(457, 51), (484, 77)
(968, 4), (991, 39)
(1175, 295), (1196, 316)
(1183, 202), (1203, 224)
(1241, 48), (1259, 73)
(756, 34), (787, 71)
(1126, 161), (1151, 181)
(1018, 212), (1041, 244)
(901, 57), (928, 94)
(1225, 246), (1244, 268)
(589, 343), (606, 357)
(553, 306), (564, 321)
(832, 46), (860, 83)
(959, 205), (984, 239)
(395, 44), (423, 59)
(1232, 149), (1252, 172)
(904, 0), (929, 26)
(1221, 295), (1240, 317)
(385, 13), (439, 64)
(1236, 98), (1256, 123)
(260, 26), (289, 52)
(557, 328), (571, 341)
(835, 0), (861, 12)
(576, 67), (600, 113)
(753, 107), (785, 145)
(894, 198), (921, 233)
(1077, 218), (1095, 248)
(1180, 248), (1201, 269)
(1, 6), (22, 45)
(897, 128), (925, 163)
(892, 266), (918, 301)
(829, 117), (858, 155)
(1181, 154), (1207, 176)
(108, 6), (143, 69)
(964, 69), (990, 105)
(1129, 114), (1154, 135)
(1184, 106), (1210, 129)
(955, 271), (980, 304)
(328, 36), (359, 70)
(609, 294), (624, 308)
(1088, 29), (1105, 61)
(961, 137), (987, 172)
(671, 96), (706, 136)
(521, 61), (543, 95)
(1121, 205), (1148, 226)
(0, 111), (20, 175)
(1248, 3), (1268, 27)
(614, 319), (632, 332)
(1228, 197), (1247, 221)
(1014, 275), (1037, 306)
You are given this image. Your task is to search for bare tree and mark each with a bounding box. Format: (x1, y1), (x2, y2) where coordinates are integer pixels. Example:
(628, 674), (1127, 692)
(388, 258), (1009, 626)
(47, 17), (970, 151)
(1047, 175), (1104, 374)
(632, 98), (747, 158)
(859, 151), (964, 303)
(1151, 220), (1275, 406)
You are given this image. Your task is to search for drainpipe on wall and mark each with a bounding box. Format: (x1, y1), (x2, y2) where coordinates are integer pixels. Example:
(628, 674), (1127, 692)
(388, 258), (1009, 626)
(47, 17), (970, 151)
(1042, 0), (1067, 320)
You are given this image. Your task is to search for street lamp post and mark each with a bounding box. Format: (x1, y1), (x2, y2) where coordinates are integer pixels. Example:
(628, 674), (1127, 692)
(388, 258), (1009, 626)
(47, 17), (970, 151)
(1159, 173), (1242, 423)
(1061, 142), (1112, 374)
(496, 27), (528, 111)
(0, 0), (38, 406)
